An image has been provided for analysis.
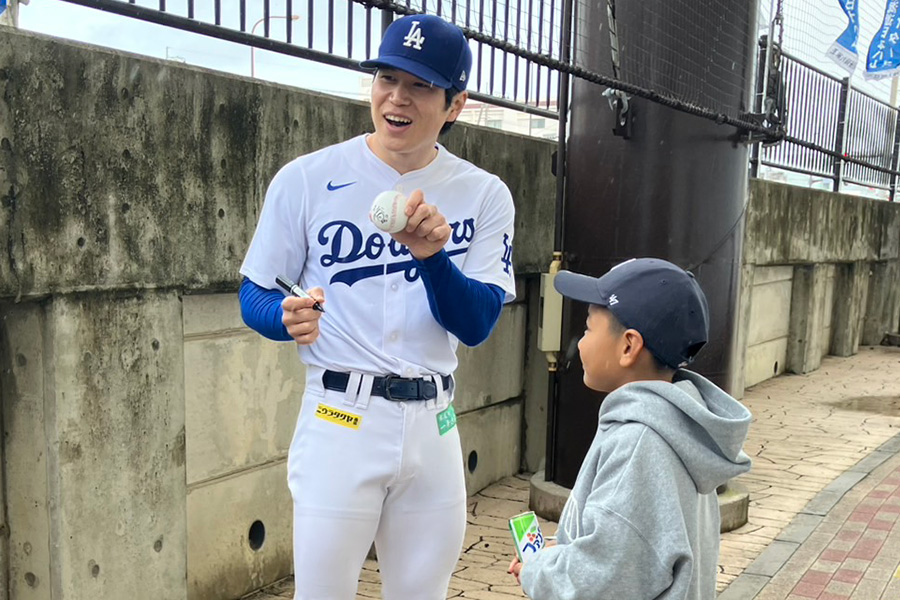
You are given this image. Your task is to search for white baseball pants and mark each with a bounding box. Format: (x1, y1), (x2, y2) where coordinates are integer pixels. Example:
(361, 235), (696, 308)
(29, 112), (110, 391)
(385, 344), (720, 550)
(288, 366), (467, 600)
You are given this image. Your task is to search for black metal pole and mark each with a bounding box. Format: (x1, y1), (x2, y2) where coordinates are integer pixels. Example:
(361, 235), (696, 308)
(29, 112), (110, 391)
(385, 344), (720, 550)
(834, 77), (850, 193)
(889, 109), (900, 202)
(555, 0), (572, 254)
(381, 8), (393, 36)
(545, 0), (573, 483)
(749, 36), (767, 179)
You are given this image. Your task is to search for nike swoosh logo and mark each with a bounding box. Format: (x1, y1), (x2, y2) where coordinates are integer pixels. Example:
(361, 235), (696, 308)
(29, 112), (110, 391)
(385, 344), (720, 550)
(327, 180), (357, 191)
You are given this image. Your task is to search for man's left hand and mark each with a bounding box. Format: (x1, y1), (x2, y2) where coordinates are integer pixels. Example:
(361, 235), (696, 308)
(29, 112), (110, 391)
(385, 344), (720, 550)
(390, 189), (451, 260)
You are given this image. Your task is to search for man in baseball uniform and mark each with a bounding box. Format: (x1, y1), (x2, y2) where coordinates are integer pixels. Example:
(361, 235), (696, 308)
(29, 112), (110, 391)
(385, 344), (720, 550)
(239, 14), (516, 600)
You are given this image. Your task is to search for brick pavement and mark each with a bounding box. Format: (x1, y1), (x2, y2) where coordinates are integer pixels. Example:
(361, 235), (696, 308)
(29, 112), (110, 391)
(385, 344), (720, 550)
(243, 346), (900, 600)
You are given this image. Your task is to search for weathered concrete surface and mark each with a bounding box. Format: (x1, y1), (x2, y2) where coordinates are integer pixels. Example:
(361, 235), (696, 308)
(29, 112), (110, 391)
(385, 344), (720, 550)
(743, 266), (793, 388)
(744, 180), (900, 265)
(729, 263), (755, 398)
(739, 180), (900, 389)
(830, 261), (870, 356)
(455, 302), (526, 415)
(786, 264), (829, 374)
(182, 294), (304, 600)
(0, 423), (6, 599)
(0, 302), (50, 600)
(183, 294), (304, 485)
(1, 293), (187, 599)
(0, 30), (555, 302)
(862, 259), (900, 345)
(457, 400), (523, 496)
(187, 462), (294, 600)
(522, 276), (550, 473)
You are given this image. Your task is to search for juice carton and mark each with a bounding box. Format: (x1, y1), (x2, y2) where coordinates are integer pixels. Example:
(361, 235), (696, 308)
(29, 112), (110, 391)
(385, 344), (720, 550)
(508, 510), (545, 562)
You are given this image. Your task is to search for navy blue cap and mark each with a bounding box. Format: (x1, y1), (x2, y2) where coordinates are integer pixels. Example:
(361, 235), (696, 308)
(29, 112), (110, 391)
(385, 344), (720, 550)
(554, 258), (710, 368)
(360, 14), (472, 90)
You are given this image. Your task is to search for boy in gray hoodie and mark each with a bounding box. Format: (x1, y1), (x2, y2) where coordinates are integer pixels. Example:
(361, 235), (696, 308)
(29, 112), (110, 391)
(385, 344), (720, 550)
(508, 258), (752, 599)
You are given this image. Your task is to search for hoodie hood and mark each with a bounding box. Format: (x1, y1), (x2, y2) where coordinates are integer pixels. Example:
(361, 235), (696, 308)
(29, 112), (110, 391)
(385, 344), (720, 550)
(520, 370), (752, 600)
(599, 370), (752, 494)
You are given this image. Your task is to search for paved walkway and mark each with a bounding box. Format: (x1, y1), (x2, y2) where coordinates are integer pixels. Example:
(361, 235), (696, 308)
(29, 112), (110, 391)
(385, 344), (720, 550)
(243, 346), (900, 600)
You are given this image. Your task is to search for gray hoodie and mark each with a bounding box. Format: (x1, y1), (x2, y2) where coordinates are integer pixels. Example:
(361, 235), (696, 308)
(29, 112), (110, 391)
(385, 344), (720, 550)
(521, 370), (752, 600)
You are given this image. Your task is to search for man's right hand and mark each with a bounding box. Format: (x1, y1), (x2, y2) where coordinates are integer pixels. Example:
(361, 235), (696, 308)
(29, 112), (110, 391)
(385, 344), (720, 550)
(282, 287), (325, 345)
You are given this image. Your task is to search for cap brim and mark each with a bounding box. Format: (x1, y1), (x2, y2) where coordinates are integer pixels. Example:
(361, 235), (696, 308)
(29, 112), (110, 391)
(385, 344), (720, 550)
(553, 271), (607, 306)
(359, 56), (454, 88)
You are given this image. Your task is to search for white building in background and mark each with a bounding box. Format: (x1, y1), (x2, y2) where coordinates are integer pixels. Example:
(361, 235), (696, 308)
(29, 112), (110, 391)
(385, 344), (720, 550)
(456, 100), (558, 140)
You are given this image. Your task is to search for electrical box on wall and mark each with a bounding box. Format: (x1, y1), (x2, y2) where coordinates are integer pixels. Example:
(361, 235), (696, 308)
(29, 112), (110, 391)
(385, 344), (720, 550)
(538, 272), (563, 353)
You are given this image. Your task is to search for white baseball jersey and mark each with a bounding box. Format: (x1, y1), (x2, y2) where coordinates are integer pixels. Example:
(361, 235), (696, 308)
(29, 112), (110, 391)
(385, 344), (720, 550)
(240, 134), (516, 377)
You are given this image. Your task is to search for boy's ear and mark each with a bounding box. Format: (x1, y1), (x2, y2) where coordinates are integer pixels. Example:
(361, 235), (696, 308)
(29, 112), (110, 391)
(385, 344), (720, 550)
(619, 329), (646, 368)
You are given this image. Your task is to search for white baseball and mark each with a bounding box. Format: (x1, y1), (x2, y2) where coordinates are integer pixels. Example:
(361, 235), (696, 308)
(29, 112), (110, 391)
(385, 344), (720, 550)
(369, 191), (409, 234)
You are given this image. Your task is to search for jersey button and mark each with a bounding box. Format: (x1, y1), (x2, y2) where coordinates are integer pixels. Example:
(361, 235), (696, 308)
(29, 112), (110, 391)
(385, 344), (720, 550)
(391, 284), (399, 291)
(390, 332), (399, 341)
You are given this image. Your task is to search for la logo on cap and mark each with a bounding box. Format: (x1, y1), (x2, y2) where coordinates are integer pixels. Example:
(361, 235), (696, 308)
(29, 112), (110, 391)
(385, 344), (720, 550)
(403, 20), (426, 50)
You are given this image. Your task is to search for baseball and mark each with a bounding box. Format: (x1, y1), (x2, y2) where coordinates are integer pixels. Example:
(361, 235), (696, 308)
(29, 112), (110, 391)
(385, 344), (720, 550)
(369, 191), (409, 234)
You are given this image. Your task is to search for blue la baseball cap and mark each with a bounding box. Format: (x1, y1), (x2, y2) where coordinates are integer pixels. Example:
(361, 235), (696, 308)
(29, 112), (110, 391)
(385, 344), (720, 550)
(360, 14), (472, 90)
(554, 258), (710, 368)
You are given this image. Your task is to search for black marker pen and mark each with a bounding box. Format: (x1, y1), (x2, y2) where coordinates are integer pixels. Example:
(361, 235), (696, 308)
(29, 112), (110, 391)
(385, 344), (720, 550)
(276, 275), (325, 313)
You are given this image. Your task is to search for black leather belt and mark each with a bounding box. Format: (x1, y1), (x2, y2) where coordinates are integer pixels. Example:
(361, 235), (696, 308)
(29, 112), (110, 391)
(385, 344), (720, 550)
(323, 370), (452, 401)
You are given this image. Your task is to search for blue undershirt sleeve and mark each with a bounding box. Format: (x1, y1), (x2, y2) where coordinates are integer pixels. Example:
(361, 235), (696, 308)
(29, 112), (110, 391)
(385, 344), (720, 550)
(415, 250), (505, 347)
(239, 277), (293, 342)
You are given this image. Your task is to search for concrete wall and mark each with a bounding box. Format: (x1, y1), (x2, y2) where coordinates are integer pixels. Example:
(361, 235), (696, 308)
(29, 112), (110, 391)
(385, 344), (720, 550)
(734, 179), (900, 396)
(743, 265), (793, 387)
(0, 30), (556, 600)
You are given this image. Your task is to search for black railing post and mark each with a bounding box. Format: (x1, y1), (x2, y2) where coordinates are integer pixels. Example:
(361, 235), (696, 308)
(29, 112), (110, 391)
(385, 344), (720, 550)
(749, 36), (768, 179)
(381, 8), (393, 36)
(833, 77), (851, 193)
(890, 109), (900, 201)
(545, 0), (573, 486)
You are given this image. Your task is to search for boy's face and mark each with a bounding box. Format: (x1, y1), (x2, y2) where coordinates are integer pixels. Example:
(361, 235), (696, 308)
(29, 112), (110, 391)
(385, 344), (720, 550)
(578, 306), (626, 393)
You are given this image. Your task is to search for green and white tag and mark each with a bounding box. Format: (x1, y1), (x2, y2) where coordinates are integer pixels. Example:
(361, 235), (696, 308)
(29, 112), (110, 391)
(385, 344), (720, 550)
(436, 404), (457, 436)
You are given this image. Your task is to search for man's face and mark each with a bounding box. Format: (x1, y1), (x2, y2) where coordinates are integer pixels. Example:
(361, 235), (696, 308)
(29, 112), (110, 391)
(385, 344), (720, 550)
(578, 306), (625, 393)
(369, 69), (466, 163)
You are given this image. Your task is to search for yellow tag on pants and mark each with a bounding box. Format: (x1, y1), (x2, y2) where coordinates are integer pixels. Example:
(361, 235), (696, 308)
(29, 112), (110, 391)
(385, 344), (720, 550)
(315, 403), (362, 430)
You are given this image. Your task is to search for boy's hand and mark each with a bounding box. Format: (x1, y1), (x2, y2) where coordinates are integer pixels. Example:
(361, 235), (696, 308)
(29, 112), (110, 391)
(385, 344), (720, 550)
(507, 557), (523, 586)
(507, 540), (555, 587)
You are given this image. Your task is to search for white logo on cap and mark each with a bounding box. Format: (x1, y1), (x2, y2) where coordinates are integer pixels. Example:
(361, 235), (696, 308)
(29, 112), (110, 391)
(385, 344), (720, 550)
(460, 72), (467, 82)
(403, 21), (426, 50)
(608, 294), (619, 305)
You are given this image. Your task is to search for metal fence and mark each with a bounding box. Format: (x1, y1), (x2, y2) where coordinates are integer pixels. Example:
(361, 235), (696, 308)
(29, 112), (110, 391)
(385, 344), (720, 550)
(751, 41), (900, 201)
(55, 1), (900, 201)
(61, 0), (565, 117)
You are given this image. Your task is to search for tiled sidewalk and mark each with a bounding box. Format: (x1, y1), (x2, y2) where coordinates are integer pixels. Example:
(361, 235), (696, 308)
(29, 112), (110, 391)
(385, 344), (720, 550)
(760, 454), (900, 600)
(244, 475), (544, 600)
(244, 346), (900, 600)
(719, 346), (900, 598)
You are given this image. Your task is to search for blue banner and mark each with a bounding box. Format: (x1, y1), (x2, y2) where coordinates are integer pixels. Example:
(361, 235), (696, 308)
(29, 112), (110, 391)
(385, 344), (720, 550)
(866, 0), (900, 79)
(0, 0), (7, 15)
(827, 0), (860, 74)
